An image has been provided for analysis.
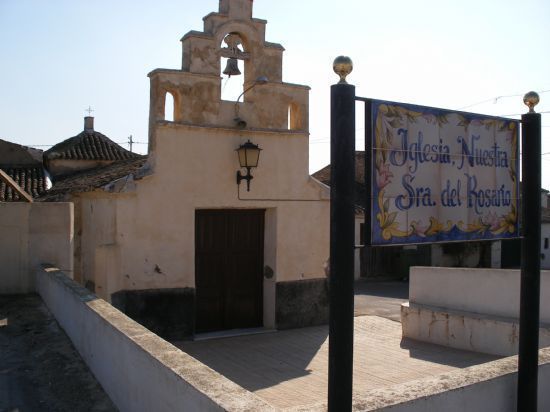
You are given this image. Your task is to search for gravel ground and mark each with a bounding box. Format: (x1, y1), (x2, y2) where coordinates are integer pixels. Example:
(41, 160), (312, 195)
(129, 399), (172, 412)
(0, 294), (117, 412)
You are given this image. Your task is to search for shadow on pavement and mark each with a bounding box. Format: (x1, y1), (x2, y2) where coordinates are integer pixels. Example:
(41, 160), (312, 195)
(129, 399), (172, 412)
(179, 325), (328, 392)
(400, 337), (501, 367)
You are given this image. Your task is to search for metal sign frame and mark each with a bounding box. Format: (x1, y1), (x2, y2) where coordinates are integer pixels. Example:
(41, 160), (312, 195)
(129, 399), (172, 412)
(361, 98), (520, 246)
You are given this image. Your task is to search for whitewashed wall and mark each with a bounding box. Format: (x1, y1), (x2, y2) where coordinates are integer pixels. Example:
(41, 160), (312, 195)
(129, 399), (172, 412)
(402, 267), (550, 356)
(0, 202), (73, 294)
(36, 265), (274, 412)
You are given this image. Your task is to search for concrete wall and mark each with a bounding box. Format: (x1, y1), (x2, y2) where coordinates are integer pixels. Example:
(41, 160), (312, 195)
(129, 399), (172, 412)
(402, 302), (550, 356)
(357, 348), (550, 411)
(402, 267), (550, 356)
(296, 347), (550, 411)
(408, 267), (550, 322)
(0, 202), (73, 294)
(35, 265), (550, 411)
(36, 265), (274, 412)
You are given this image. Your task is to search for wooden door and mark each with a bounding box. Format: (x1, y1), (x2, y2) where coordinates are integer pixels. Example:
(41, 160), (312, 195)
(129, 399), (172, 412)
(195, 209), (264, 333)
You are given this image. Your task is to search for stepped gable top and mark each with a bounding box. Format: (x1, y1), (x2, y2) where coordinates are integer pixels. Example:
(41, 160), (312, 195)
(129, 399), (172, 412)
(146, 0), (310, 147)
(45, 131), (138, 162)
(175, 0), (286, 80)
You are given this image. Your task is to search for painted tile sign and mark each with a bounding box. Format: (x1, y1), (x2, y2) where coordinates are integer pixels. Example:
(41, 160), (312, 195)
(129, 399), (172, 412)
(371, 100), (519, 245)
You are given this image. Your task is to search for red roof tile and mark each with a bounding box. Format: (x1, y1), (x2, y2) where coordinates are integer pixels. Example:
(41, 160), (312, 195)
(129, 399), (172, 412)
(45, 131), (139, 162)
(0, 166), (48, 201)
(39, 157), (148, 201)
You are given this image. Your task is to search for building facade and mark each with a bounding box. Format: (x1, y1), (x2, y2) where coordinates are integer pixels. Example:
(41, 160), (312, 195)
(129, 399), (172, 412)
(45, 0), (330, 339)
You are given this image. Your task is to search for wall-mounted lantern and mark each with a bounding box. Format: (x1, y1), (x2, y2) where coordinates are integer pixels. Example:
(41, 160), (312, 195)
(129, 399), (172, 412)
(236, 140), (261, 191)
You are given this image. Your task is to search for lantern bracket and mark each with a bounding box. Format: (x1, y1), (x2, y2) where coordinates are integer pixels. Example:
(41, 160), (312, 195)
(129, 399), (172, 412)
(236, 168), (254, 191)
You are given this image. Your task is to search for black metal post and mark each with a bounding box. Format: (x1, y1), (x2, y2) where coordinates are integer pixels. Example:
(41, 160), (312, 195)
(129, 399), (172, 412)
(328, 81), (356, 411)
(517, 109), (542, 411)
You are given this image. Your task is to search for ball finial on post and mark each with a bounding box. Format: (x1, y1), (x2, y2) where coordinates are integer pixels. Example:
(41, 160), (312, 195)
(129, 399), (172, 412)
(333, 56), (353, 84)
(523, 91), (540, 113)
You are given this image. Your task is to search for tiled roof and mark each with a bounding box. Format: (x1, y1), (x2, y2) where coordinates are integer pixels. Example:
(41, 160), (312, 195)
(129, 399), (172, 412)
(0, 166), (48, 201)
(0, 139), (43, 165)
(312, 151), (367, 213)
(312, 151), (366, 185)
(44, 131), (139, 161)
(39, 156), (148, 201)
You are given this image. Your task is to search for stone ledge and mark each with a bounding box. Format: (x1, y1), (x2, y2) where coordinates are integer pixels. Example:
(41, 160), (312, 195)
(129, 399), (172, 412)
(284, 347), (550, 412)
(401, 301), (550, 356)
(37, 266), (275, 412)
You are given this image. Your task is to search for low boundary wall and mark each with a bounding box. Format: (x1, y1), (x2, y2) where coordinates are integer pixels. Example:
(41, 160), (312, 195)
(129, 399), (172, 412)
(289, 348), (550, 411)
(402, 267), (550, 356)
(0, 202), (73, 294)
(408, 267), (550, 322)
(36, 265), (274, 412)
(36, 264), (550, 411)
(355, 348), (550, 411)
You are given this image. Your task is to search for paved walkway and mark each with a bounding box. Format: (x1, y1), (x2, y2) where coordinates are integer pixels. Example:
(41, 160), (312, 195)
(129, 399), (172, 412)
(354, 280), (409, 321)
(177, 316), (499, 409)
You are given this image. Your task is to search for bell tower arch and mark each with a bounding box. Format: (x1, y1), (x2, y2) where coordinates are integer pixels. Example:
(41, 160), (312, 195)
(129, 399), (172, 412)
(147, 0), (308, 152)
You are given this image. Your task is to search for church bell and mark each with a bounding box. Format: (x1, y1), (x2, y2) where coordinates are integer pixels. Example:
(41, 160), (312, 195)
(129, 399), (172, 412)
(223, 58), (241, 77)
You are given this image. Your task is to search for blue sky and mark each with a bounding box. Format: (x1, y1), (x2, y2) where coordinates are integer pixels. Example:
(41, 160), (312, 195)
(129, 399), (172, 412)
(1, 0), (549, 188)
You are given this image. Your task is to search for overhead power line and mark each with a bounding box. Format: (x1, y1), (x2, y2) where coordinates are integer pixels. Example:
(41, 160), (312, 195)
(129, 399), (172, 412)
(457, 89), (550, 110)
(500, 110), (550, 117)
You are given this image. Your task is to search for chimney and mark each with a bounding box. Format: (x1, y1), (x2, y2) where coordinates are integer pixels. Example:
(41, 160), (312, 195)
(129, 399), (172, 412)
(84, 116), (94, 132)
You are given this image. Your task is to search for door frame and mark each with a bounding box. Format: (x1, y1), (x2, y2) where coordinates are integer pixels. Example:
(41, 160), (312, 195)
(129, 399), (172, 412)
(194, 208), (266, 333)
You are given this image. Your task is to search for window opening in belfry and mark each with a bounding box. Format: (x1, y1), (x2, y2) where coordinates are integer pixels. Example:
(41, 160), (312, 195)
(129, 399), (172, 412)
(288, 105), (292, 130)
(220, 33), (247, 102)
(288, 103), (300, 130)
(164, 91), (175, 121)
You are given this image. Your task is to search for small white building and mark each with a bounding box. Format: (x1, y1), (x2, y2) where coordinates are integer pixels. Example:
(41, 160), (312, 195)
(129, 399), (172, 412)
(43, 0), (330, 340)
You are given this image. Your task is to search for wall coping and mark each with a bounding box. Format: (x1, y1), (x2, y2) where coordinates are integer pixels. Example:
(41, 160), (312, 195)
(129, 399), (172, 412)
(38, 265), (275, 411)
(285, 346), (550, 411)
(38, 264), (550, 411)
(403, 301), (550, 329)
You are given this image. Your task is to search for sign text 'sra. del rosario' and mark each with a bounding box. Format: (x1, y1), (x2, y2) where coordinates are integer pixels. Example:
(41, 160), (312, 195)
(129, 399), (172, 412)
(370, 100), (519, 245)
